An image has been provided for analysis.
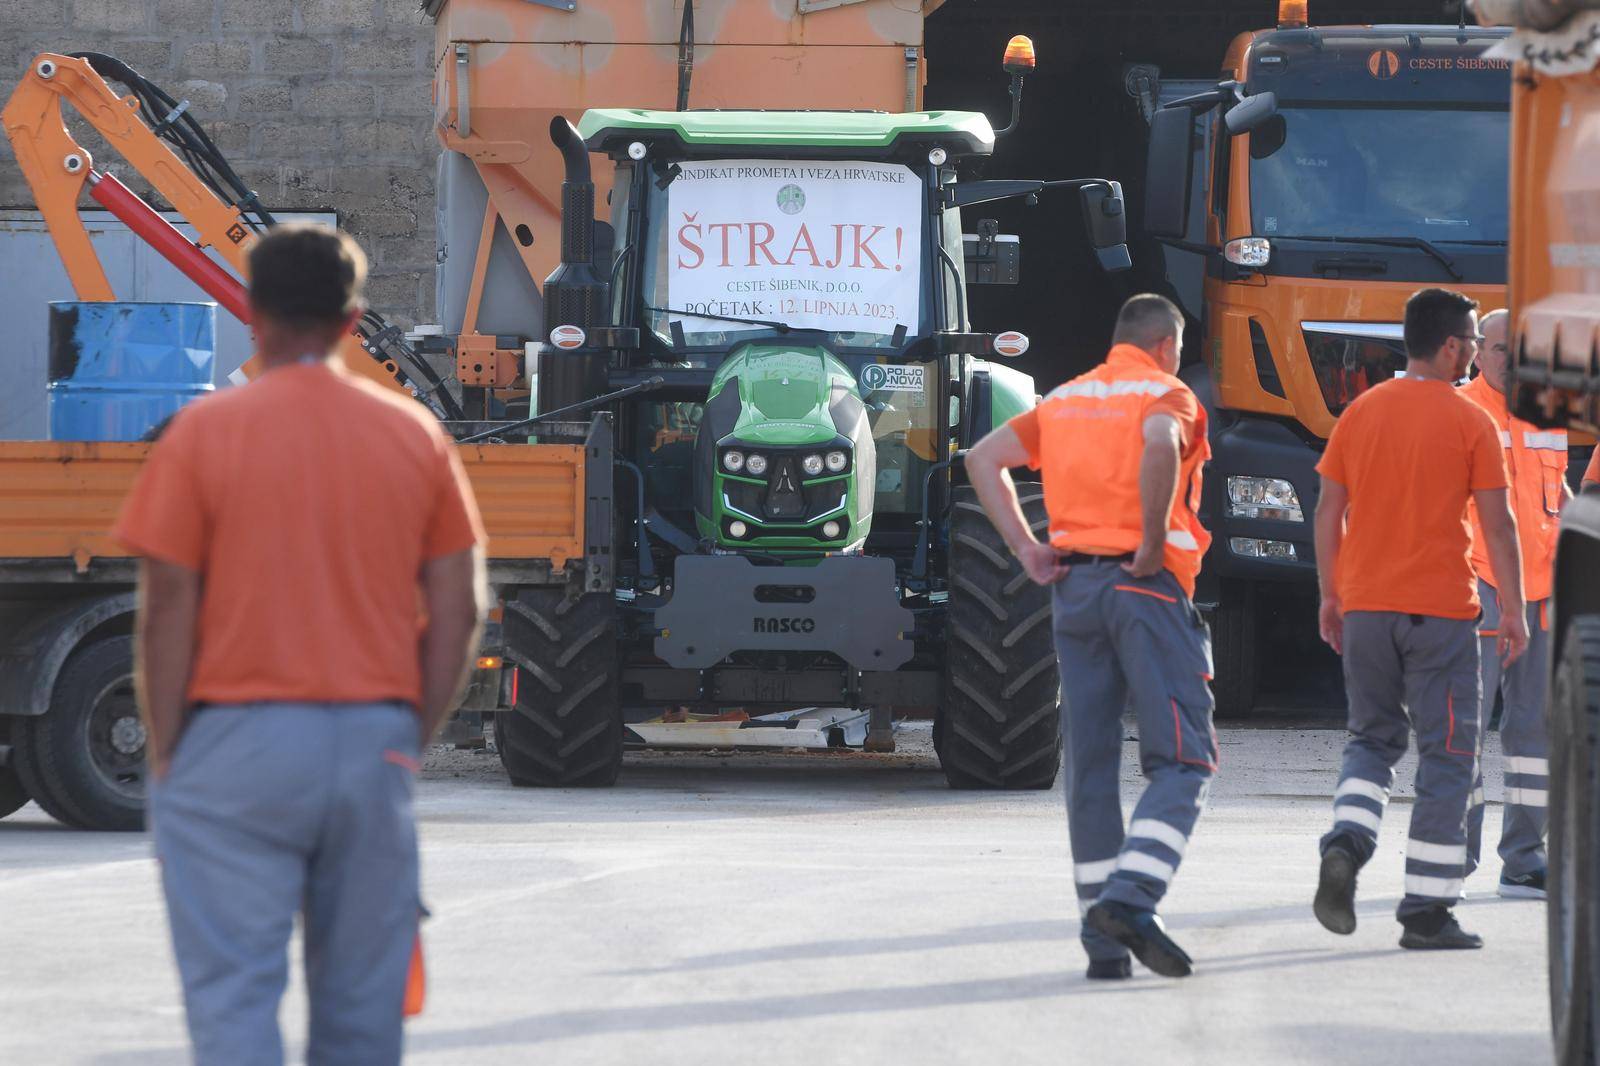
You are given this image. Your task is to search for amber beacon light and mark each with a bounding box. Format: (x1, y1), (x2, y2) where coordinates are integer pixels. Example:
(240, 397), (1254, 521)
(1003, 35), (1036, 75)
(1278, 0), (1309, 28)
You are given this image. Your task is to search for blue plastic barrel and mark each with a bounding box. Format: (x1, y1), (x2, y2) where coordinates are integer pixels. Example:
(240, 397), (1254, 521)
(47, 301), (216, 442)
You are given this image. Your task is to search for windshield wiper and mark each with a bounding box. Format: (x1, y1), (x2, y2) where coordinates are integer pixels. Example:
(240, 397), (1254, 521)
(1276, 235), (1462, 281)
(646, 306), (792, 333)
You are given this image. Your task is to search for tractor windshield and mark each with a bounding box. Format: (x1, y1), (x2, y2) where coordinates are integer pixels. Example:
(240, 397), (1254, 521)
(632, 158), (929, 352)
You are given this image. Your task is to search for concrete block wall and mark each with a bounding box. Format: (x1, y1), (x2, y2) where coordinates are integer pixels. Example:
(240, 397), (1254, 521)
(0, 0), (440, 327)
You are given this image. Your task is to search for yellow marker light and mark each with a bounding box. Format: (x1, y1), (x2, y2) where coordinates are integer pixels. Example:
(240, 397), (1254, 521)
(1278, 0), (1308, 28)
(1003, 35), (1036, 75)
(476, 656), (502, 670)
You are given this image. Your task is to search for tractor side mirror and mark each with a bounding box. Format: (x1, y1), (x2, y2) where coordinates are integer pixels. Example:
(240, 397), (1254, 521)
(1144, 107), (1195, 240)
(1080, 181), (1132, 273)
(1224, 90), (1278, 135)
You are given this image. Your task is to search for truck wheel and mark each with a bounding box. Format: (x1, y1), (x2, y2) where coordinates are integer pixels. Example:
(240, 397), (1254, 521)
(936, 485), (1061, 790)
(1209, 579), (1259, 719)
(1549, 614), (1600, 1066)
(0, 720), (29, 819)
(498, 587), (623, 788)
(13, 637), (145, 831)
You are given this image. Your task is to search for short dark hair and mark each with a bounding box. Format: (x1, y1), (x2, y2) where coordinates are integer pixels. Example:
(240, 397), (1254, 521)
(246, 223), (367, 330)
(1111, 294), (1185, 350)
(1403, 287), (1478, 361)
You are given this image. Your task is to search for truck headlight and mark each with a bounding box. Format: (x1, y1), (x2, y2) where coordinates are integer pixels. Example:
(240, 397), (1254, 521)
(723, 450), (744, 473)
(1224, 237), (1271, 268)
(825, 450), (848, 472)
(745, 453), (769, 476)
(1226, 476), (1304, 522)
(802, 454), (824, 476)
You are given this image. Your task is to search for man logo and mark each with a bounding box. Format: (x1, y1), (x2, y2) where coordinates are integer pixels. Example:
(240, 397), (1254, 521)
(1367, 50), (1401, 80)
(777, 184), (806, 215)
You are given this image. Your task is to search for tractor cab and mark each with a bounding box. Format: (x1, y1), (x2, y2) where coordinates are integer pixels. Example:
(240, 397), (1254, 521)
(569, 102), (1130, 561)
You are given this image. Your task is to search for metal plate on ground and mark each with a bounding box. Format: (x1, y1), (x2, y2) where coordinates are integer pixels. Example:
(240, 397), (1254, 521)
(654, 554), (914, 670)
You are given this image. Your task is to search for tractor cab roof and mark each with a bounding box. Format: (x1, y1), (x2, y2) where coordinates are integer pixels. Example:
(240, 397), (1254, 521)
(579, 108), (994, 163)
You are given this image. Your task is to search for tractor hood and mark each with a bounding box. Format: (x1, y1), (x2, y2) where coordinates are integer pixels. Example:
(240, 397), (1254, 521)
(693, 342), (876, 553)
(723, 346), (856, 446)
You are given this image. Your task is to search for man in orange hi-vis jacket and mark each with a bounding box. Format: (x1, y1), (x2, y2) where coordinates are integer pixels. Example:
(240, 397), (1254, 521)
(966, 294), (1214, 981)
(1460, 309), (1569, 901)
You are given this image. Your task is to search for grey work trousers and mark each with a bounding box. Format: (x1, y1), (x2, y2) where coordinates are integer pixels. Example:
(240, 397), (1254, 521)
(1467, 581), (1550, 878)
(150, 702), (422, 1066)
(1053, 560), (1217, 963)
(1320, 611), (1481, 920)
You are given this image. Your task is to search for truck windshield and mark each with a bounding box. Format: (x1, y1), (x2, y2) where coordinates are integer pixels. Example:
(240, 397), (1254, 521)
(1249, 107), (1508, 244)
(635, 158), (927, 352)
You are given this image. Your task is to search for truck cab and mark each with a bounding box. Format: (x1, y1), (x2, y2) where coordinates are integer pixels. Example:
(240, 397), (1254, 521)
(1144, 9), (1512, 712)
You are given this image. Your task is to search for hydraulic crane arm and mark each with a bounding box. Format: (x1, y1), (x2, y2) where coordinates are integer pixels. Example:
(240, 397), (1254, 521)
(1, 51), (463, 419)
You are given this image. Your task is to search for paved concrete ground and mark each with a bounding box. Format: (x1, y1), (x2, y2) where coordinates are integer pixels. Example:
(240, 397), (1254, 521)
(0, 725), (1551, 1065)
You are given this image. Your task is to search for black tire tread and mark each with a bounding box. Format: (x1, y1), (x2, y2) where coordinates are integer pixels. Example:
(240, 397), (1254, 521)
(1549, 614), (1600, 1066)
(497, 587), (623, 788)
(936, 485), (1061, 790)
(14, 637), (142, 831)
(1210, 579), (1259, 719)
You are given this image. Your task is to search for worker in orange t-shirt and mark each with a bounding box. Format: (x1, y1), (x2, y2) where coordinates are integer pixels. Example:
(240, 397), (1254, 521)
(114, 226), (487, 1064)
(1459, 310), (1568, 900)
(1585, 447), (1599, 489)
(967, 294), (1213, 980)
(1312, 288), (1528, 952)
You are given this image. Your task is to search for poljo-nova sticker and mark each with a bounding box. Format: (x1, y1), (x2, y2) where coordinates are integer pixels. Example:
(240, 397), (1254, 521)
(860, 363), (924, 392)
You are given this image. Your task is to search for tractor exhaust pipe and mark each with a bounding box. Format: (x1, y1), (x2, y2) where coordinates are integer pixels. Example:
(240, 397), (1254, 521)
(537, 116), (611, 423)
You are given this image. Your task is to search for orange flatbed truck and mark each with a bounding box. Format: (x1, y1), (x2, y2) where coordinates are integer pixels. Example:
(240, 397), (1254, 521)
(0, 436), (600, 830)
(1142, 4), (1516, 713)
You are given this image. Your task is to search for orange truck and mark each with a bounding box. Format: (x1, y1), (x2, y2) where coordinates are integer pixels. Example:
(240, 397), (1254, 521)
(1475, 2), (1600, 1062)
(1141, 2), (1516, 714)
(0, 0), (942, 829)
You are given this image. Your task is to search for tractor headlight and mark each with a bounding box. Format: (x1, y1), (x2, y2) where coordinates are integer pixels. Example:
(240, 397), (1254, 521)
(729, 520), (748, 539)
(822, 520), (842, 539)
(723, 450), (745, 473)
(825, 450), (848, 473)
(745, 453), (769, 476)
(802, 454), (824, 476)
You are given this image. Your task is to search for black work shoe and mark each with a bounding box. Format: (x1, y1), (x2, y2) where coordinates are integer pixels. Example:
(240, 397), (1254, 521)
(1085, 901), (1193, 978)
(1086, 956), (1132, 981)
(1498, 869), (1547, 901)
(1314, 843), (1359, 935)
(1399, 909), (1483, 951)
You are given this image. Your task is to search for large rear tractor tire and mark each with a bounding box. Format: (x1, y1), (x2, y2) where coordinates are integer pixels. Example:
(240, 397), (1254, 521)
(1209, 579), (1259, 719)
(1549, 614), (1600, 1066)
(498, 587), (624, 788)
(13, 637), (145, 831)
(936, 485), (1061, 790)
(0, 720), (30, 819)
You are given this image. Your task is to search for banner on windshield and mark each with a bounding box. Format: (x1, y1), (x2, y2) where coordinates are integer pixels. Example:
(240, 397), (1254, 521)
(667, 159), (922, 337)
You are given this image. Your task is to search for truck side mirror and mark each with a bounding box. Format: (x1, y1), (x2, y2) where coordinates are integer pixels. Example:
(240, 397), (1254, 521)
(1224, 90), (1278, 135)
(1144, 107), (1194, 240)
(1079, 181), (1132, 273)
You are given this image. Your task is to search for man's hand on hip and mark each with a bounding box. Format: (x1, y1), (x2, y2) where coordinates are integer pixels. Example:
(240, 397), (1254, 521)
(1018, 541), (1071, 586)
(1120, 541), (1165, 579)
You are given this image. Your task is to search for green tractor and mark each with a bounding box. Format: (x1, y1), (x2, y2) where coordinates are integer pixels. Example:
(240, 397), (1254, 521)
(494, 75), (1131, 791)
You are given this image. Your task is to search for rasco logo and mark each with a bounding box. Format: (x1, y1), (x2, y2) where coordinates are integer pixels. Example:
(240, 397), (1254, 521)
(776, 184), (806, 215)
(754, 617), (817, 634)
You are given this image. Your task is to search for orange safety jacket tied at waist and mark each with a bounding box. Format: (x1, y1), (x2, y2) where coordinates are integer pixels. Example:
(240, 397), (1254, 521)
(1010, 344), (1212, 596)
(1459, 375), (1564, 602)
